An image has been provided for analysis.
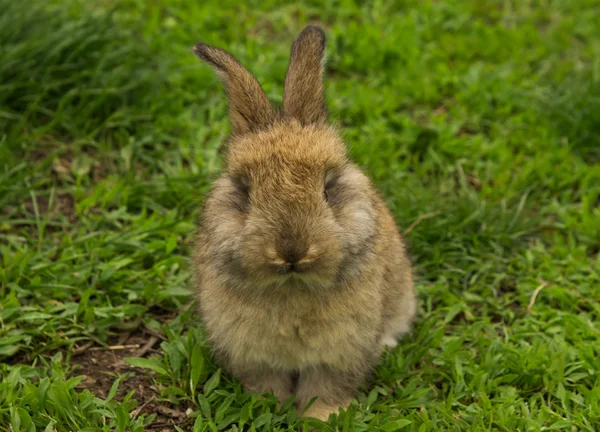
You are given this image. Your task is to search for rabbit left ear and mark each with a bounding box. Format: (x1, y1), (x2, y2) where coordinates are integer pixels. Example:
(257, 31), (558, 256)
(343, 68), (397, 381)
(283, 26), (328, 125)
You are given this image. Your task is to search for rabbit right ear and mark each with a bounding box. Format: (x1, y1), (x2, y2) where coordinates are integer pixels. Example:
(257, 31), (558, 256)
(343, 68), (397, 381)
(283, 26), (327, 125)
(193, 43), (275, 136)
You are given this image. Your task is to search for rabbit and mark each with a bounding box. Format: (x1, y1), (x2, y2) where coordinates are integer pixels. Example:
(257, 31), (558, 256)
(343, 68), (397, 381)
(192, 25), (416, 421)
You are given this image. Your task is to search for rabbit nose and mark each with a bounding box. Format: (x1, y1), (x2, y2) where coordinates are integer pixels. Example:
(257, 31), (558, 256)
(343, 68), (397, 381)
(277, 237), (308, 265)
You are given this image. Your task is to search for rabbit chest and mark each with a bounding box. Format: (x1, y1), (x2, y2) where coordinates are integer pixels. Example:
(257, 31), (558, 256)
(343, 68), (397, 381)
(202, 288), (382, 370)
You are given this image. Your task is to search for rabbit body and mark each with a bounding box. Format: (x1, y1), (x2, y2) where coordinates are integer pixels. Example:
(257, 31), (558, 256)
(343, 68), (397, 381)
(193, 27), (416, 421)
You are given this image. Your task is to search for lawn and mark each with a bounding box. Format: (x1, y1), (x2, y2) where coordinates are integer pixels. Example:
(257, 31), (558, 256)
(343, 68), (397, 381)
(1, 0), (599, 430)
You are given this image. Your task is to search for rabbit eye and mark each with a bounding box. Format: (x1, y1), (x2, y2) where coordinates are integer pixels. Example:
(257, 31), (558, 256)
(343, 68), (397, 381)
(324, 177), (338, 203)
(232, 175), (250, 212)
(235, 177), (250, 196)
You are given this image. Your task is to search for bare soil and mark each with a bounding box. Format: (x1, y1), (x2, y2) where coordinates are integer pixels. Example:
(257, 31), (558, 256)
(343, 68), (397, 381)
(70, 332), (194, 431)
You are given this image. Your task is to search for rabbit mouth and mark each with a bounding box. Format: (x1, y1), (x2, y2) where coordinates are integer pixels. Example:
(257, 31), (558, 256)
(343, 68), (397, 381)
(274, 261), (312, 275)
(238, 262), (338, 291)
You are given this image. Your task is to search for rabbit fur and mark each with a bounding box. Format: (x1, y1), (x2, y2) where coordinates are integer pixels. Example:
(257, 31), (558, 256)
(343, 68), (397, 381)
(192, 25), (416, 421)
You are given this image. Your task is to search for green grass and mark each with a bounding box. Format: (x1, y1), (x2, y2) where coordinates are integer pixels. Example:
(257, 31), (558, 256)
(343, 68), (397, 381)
(1, 0), (599, 430)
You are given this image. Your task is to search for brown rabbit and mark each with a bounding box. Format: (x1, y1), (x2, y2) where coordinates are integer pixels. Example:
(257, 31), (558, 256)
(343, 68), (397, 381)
(192, 26), (416, 421)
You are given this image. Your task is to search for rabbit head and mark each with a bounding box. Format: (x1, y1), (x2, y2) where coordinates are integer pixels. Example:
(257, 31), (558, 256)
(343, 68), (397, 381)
(194, 26), (378, 291)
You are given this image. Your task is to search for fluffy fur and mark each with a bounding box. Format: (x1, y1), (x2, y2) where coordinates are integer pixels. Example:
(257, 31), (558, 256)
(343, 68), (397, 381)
(192, 25), (416, 421)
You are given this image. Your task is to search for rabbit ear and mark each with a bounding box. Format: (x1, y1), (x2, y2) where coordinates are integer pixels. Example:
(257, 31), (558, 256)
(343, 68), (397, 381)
(193, 43), (275, 135)
(283, 26), (327, 125)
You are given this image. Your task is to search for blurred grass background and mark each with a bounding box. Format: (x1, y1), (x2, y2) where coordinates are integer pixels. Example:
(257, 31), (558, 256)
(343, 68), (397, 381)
(0, 0), (599, 430)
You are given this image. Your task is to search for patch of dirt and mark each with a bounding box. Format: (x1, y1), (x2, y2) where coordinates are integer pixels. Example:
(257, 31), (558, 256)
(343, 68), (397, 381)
(23, 192), (75, 221)
(496, 278), (518, 295)
(53, 153), (109, 182)
(70, 332), (193, 431)
(1, 191), (77, 238)
(23, 135), (60, 163)
(51, 156), (73, 179)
